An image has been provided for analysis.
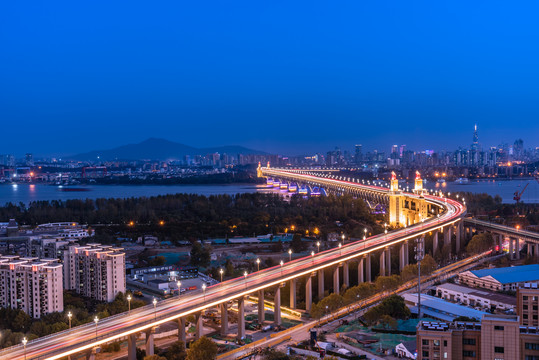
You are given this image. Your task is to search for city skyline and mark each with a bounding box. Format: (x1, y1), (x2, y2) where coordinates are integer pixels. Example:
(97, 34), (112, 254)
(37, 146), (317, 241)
(2, 2), (539, 155)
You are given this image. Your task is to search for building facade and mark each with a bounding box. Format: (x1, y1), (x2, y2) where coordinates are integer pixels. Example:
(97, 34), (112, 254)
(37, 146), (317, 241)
(63, 243), (126, 302)
(417, 315), (539, 360)
(518, 283), (539, 327)
(0, 255), (63, 318)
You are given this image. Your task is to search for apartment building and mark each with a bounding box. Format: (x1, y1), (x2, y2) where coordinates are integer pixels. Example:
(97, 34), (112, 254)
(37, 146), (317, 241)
(417, 314), (539, 360)
(63, 243), (125, 302)
(0, 254), (63, 318)
(518, 283), (539, 327)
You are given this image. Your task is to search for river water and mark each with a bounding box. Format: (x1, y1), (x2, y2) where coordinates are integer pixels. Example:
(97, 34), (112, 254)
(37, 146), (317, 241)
(1, 179), (538, 205)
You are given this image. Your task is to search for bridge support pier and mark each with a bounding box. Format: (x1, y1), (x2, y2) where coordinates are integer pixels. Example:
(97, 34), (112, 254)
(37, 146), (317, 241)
(306, 274), (313, 312)
(318, 269), (324, 299)
(433, 231), (439, 256)
(220, 303), (229, 336)
(515, 238), (520, 260)
(536, 244), (539, 260)
(85, 348), (98, 360)
(380, 248), (391, 276)
(366, 254), (372, 282)
(333, 266), (340, 294)
(343, 261), (349, 288)
(178, 317), (186, 343)
(444, 226), (452, 251)
(290, 279), (297, 309)
(195, 311), (203, 340)
(237, 297), (245, 339)
(274, 285), (282, 326)
(358, 257), (364, 283)
(498, 234), (504, 254)
(127, 334), (137, 360)
(400, 241), (409, 271)
(257, 290), (265, 324)
(145, 328), (155, 356)
(509, 236), (514, 259)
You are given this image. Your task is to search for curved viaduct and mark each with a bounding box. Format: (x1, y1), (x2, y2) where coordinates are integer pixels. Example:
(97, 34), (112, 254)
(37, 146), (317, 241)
(2, 168), (466, 360)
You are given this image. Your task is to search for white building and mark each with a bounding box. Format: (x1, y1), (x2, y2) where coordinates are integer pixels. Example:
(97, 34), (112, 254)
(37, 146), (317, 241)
(63, 243), (126, 302)
(0, 254), (63, 318)
(435, 283), (516, 312)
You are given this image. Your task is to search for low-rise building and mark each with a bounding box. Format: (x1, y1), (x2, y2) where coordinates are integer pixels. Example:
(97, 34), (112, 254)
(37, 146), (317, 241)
(458, 264), (539, 291)
(417, 315), (539, 360)
(0, 254), (63, 318)
(404, 293), (487, 321)
(435, 283), (516, 312)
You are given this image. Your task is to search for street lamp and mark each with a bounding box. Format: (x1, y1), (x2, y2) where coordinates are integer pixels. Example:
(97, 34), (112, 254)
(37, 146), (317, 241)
(338, 242), (342, 256)
(256, 258), (260, 272)
(280, 260), (284, 276)
(316, 241), (320, 253)
(22, 337), (27, 360)
(153, 298), (157, 321)
(67, 311), (72, 329)
(311, 251), (315, 263)
(202, 283), (207, 301)
(94, 316), (99, 342)
(127, 294), (132, 313)
(341, 233), (345, 244)
(219, 268), (224, 283)
(288, 249), (292, 262)
(176, 281), (181, 297)
(364, 228), (367, 238)
(243, 271), (248, 289)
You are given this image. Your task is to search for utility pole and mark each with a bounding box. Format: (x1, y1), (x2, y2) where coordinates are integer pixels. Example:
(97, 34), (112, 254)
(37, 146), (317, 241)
(415, 237), (424, 319)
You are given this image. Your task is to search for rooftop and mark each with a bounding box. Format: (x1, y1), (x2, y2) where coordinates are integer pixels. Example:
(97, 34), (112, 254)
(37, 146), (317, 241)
(437, 283), (516, 305)
(404, 293), (487, 322)
(469, 264), (539, 284)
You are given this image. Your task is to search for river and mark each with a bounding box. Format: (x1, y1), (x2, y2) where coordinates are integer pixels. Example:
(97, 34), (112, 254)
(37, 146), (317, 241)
(0, 178), (538, 205)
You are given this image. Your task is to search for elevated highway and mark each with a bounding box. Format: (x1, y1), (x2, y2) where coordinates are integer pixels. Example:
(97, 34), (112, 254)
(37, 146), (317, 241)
(1, 168), (466, 360)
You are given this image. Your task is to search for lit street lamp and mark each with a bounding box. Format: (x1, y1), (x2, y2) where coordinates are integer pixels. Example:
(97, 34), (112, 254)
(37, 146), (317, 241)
(288, 249), (292, 262)
(256, 258), (260, 272)
(316, 241), (320, 253)
(153, 298), (157, 321)
(341, 233), (345, 243)
(338, 242), (342, 256)
(22, 337), (27, 360)
(67, 311), (72, 329)
(127, 294), (132, 313)
(243, 271), (248, 289)
(311, 251), (315, 263)
(219, 268), (224, 283)
(202, 283), (207, 301)
(176, 281), (181, 297)
(280, 260), (284, 276)
(93, 316), (99, 342)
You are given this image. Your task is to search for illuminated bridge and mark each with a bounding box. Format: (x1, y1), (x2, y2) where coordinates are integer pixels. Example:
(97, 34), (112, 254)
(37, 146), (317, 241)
(2, 167), (466, 360)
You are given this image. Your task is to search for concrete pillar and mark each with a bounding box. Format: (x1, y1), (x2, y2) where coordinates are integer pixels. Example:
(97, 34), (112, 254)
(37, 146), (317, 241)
(195, 312), (203, 340)
(237, 297), (245, 339)
(358, 257), (364, 283)
(528, 242), (533, 256)
(516, 238), (520, 260)
(145, 328), (154, 356)
(289, 279), (297, 309)
(318, 269), (324, 299)
(333, 266), (340, 294)
(456, 222), (462, 253)
(343, 262), (350, 288)
(499, 234), (504, 253)
(535, 244), (539, 259)
(387, 247), (391, 275)
(85, 349), (96, 360)
(379, 251), (386, 277)
(400, 242), (408, 271)
(433, 231), (439, 255)
(220, 303), (228, 336)
(274, 285), (281, 326)
(366, 254), (372, 282)
(257, 290), (264, 324)
(178, 317), (186, 343)
(127, 334), (137, 360)
(306, 275), (312, 312)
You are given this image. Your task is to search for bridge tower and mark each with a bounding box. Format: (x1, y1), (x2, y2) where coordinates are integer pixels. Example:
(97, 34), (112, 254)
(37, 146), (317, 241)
(388, 172), (402, 227)
(257, 162), (264, 178)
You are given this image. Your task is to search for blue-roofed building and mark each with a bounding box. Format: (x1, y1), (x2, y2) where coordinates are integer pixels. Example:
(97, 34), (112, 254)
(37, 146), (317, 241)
(458, 264), (539, 292)
(403, 293), (487, 322)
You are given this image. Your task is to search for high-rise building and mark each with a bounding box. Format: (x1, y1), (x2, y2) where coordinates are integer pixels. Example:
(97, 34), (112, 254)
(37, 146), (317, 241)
(63, 243), (126, 302)
(25, 153), (34, 166)
(354, 144), (362, 164)
(517, 283), (539, 327)
(471, 124), (479, 151)
(0, 255), (63, 318)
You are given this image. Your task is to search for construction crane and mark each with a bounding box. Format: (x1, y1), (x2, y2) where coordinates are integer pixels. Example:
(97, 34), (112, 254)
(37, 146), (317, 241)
(514, 182), (530, 203)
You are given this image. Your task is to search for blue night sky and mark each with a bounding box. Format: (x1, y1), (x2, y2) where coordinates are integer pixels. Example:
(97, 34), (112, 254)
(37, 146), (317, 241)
(1, 1), (539, 156)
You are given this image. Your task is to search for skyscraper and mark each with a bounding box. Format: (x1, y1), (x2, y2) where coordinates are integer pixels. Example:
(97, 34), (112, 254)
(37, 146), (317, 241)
(354, 144), (362, 164)
(471, 124), (479, 151)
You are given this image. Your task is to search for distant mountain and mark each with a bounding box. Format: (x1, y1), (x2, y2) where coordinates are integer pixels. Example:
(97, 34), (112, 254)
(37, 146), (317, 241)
(69, 138), (267, 161)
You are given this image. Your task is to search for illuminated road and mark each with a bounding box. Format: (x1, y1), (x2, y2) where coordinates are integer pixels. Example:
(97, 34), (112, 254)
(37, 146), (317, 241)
(464, 218), (539, 242)
(0, 170), (466, 360)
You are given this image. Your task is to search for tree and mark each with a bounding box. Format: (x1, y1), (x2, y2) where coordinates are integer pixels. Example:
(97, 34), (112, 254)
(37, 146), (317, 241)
(144, 356), (167, 360)
(190, 242), (211, 268)
(466, 233), (494, 254)
(421, 254), (437, 275)
(290, 233), (305, 253)
(186, 336), (218, 360)
(165, 340), (187, 360)
(378, 314), (398, 329)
